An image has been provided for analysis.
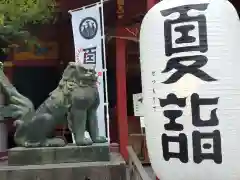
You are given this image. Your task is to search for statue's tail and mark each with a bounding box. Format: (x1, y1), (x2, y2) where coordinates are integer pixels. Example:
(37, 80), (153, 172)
(0, 62), (16, 97)
(0, 62), (28, 105)
(0, 62), (34, 121)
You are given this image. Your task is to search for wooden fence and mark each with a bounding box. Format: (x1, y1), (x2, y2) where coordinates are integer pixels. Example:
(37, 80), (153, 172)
(127, 146), (153, 180)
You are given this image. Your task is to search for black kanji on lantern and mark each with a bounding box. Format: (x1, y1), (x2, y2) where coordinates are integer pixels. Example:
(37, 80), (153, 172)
(160, 4), (217, 84)
(191, 93), (219, 127)
(160, 4), (209, 56)
(161, 55), (217, 84)
(192, 130), (222, 164)
(152, 71), (156, 76)
(159, 93), (186, 131)
(162, 133), (188, 163)
(83, 47), (97, 64)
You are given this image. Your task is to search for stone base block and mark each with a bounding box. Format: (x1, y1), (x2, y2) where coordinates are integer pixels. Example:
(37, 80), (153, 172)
(8, 143), (110, 166)
(0, 153), (126, 180)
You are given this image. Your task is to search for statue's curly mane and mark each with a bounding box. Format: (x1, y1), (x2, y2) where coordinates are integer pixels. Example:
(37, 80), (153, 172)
(51, 62), (98, 98)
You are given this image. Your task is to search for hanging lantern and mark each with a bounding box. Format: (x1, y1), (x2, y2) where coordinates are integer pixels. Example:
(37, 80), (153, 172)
(140, 0), (240, 179)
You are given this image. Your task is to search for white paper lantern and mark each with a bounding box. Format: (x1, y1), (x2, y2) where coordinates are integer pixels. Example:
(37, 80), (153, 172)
(140, 0), (240, 179)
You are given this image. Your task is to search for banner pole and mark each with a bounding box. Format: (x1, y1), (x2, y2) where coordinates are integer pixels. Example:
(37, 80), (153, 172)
(68, 0), (111, 14)
(99, 1), (110, 143)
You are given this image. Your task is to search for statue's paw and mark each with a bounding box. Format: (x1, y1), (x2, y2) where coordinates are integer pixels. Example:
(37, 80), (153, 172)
(45, 138), (66, 147)
(13, 120), (24, 127)
(76, 138), (93, 146)
(92, 136), (108, 143)
(23, 138), (66, 148)
(24, 141), (42, 148)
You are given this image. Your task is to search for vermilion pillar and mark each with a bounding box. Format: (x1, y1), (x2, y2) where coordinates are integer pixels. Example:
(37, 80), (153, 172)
(116, 27), (128, 160)
(147, 0), (159, 9)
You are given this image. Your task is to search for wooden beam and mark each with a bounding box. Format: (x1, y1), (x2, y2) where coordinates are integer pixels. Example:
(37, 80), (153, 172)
(12, 59), (59, 67)
(117, 0), (124, 19)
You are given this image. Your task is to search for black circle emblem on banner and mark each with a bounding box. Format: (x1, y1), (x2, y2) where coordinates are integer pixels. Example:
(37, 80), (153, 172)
(79, 17), (98, 40)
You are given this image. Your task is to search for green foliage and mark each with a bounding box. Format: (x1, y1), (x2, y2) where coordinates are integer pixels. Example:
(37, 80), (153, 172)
(0, 0), (56, 49)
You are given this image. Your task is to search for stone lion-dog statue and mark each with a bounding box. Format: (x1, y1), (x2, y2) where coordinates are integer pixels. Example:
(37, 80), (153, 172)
(0, 62), (107, 147)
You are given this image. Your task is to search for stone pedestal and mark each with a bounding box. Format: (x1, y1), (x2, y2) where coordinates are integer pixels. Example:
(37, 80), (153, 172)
(2, 143), (127, 180)
(8, 143), (110, 166)
(0, 92), (7, 160)
(0, 123), (7, 155)
(0, 153), (126, 180)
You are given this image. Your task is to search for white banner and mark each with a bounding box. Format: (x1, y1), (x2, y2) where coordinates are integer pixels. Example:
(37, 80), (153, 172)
(70, 3), (107, 137)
